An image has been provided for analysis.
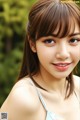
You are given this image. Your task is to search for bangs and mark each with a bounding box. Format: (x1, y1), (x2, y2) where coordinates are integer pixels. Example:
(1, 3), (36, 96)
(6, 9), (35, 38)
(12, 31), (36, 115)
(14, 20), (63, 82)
(36, 2), (80, 39)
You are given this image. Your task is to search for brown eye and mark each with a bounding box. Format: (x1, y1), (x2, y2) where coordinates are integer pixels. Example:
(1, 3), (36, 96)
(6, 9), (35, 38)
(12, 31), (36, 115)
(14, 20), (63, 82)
(43, 39), (55, 44)
(43, 39), (55, 47)
(69, 38), (80, 45)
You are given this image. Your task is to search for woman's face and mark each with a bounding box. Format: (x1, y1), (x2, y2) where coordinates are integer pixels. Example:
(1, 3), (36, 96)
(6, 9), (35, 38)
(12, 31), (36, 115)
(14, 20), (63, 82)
(30, 24), (80, 80)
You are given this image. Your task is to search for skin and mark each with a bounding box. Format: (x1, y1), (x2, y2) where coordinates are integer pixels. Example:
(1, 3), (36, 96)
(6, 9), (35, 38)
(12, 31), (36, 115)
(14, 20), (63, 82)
(31, 24), (80, 92)
(0, 24), (80, 120)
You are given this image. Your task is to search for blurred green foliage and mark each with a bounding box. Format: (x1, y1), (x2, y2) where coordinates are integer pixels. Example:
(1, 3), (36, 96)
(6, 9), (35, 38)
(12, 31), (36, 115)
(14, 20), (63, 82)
(0, 0), (37, 106)
(0, 0), (80, 106)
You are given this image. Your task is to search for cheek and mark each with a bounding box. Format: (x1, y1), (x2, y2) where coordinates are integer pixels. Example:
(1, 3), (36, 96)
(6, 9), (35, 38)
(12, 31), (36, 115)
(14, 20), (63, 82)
(72, 47), (80, 61)
(36, 45), (54, 62)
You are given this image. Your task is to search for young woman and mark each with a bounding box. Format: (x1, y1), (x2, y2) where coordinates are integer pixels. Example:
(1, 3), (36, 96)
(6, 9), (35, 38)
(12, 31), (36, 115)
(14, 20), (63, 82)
(0, 0), (80, 120)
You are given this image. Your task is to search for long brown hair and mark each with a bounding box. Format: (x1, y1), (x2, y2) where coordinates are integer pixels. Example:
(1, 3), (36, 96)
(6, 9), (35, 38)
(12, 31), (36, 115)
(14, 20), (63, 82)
(17, 0), (80, 98)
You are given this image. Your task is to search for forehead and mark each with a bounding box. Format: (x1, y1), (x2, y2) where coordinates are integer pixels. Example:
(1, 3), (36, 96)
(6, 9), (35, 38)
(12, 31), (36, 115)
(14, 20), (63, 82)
(74, 24), (80, 33)
(34, 1), (80, 40)
(52, 21), (80, 38)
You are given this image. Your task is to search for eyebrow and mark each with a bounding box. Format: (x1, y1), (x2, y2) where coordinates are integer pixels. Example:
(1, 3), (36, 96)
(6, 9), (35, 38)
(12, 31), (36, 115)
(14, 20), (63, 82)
(50, 33), (80, 37)
(69, 33), (80, 37)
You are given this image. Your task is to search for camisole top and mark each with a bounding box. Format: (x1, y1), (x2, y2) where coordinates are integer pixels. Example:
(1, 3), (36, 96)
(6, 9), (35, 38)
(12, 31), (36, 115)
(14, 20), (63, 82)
(30, 80), (64, 120)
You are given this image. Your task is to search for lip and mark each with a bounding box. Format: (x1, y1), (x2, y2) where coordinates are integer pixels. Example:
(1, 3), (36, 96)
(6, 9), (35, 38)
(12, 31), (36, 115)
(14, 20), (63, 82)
(53, 62), (72, 66)
(52, 62), (72, 71)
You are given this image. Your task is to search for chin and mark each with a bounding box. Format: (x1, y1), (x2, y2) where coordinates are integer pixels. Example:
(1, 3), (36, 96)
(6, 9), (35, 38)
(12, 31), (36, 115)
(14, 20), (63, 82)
(53, 73), (71, 80)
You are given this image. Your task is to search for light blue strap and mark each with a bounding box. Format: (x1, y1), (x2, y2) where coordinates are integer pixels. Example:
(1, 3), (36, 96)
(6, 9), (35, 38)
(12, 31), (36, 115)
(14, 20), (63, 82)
(46, 111), (64, 120)
(29, 79), (63, 120)
(46, 111), (56, 120)
(29, 79), (48, 111)
(36, 88), (48, 111)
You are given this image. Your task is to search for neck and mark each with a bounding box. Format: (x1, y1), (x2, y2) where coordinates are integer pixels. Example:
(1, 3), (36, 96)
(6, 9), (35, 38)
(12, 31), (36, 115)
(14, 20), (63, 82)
(33, 72), (67, 96)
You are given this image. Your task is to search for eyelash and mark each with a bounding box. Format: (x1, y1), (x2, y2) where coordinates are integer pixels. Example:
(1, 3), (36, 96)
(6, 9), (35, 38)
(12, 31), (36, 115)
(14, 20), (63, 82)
(43, 38), (80, 46)
(43, 39), (55, 46)
(44, 39), (54, 43)
(69, 38), (80, 44)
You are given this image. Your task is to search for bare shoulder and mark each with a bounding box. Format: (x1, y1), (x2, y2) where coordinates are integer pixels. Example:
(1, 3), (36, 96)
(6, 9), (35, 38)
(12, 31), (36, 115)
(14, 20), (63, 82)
(73, 75), (80, 87)
(73, 75), (80, 93)
(0, 78), (40, 120)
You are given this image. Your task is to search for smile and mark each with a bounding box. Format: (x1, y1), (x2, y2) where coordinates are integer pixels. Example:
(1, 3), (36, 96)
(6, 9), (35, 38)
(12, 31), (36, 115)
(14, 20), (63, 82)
(52, 62), (72, 71)
(53, 63), (72, 66)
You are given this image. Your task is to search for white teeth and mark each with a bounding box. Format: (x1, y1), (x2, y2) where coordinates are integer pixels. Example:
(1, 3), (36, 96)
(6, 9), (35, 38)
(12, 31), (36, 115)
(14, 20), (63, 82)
(53, 63), (71, 66)
(58, 64), (67, 66)
(55, 64), (69, 66)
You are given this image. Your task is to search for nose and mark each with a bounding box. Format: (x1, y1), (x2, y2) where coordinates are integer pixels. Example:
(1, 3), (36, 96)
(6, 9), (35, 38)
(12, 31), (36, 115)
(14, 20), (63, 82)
(56, 43), (70, 60)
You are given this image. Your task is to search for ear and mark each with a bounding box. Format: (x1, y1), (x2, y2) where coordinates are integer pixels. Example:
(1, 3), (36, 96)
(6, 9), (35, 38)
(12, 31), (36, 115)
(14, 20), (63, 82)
(29, 40), (36, 53)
